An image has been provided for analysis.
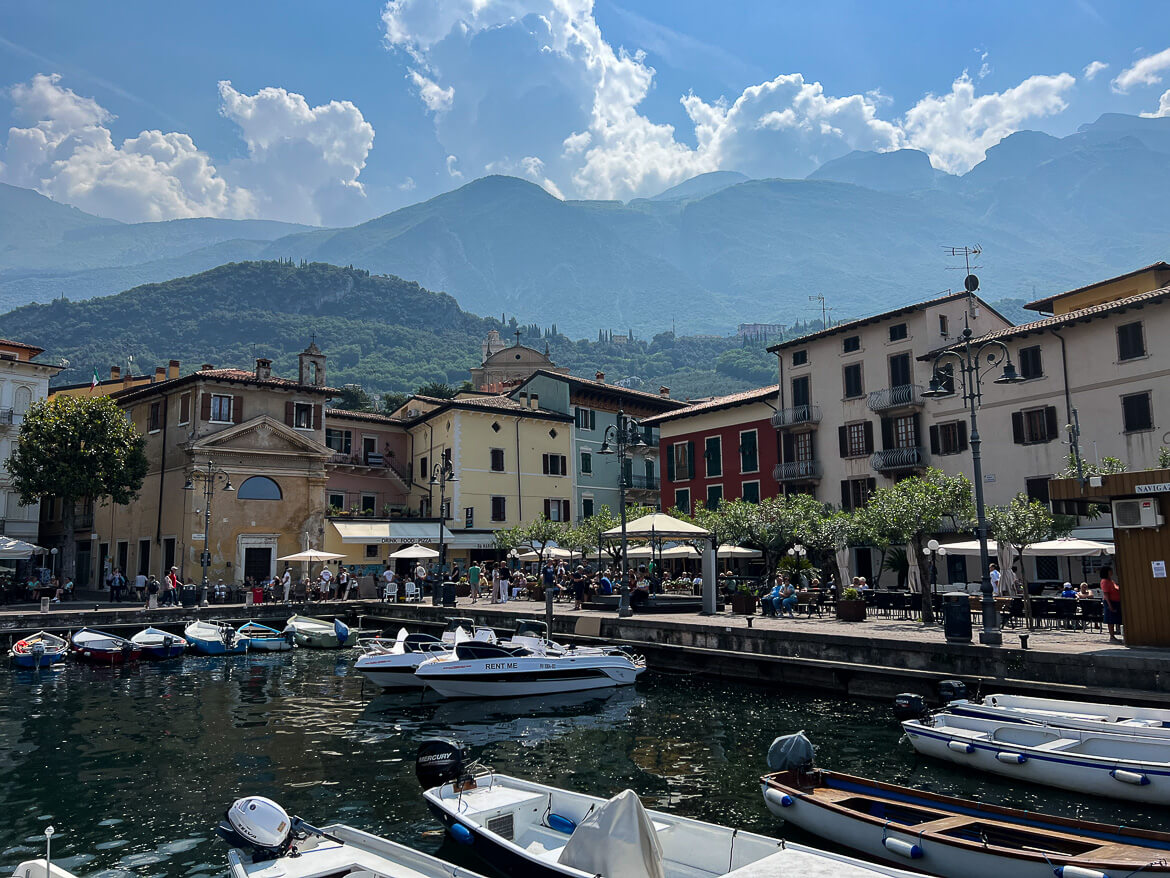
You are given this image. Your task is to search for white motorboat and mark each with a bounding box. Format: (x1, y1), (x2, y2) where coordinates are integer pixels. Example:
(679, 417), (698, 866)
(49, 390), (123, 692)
(414, 626), (644, 699)
(947, 692), (1170, 737)
(287, 615), (351, 649)
(903, 711), (1170, 804)
(415, 741), (923, 878)
(355, 626), (497, 690)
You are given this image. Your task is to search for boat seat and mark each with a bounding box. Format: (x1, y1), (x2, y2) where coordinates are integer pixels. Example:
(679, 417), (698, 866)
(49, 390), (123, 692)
(522, 827), (568, 863)
(913, 815), (976, 832)
(1030, 738), (1080, 751)
(661, 860), (720, 878)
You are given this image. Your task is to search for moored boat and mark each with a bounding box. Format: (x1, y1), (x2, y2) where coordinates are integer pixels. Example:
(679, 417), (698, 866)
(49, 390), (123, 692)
(68, 628), (142, 663)
(236, 621), (295, 652)
(355, 626), (496, 690)
(947, 692), (1170, 737)
(8, 631), (68, 668)
(184, 620), (248, 655)
(286, 614), (350, 649)
(130, 626), (188, 659)
(903, 711), (1170, 804)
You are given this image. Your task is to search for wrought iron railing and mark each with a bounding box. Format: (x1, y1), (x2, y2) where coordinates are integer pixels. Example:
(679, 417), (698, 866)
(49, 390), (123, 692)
(627, 474), (660, 491)
(866, 384), (924, 412)
(773, 460), (822, 481)
(771, 404), (822, 429)
(871, 446), (925, 471)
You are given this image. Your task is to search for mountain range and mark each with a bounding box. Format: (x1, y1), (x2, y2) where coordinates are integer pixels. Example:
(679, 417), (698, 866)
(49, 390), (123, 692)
(3, 113), (1169, 336)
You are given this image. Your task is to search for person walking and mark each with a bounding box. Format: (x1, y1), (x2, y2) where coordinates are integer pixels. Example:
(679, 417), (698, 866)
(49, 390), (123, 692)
(570, 565), (587, 610)
(110, 568), (126, 603)
(281, 566), (292, 603)
(145, 576), (160, 609)
(134, 571), (147, 602)
(468, 561), (481, 603)
(414, 562), (427, 600)
(165, 566), (181, 607)
(1100, 565), (1123, 641)
(319, 565), (333, 600)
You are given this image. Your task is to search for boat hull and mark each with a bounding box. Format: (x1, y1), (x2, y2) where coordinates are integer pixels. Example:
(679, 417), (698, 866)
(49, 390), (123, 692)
(71, 646), (142, 664)
(244, 637), (295, 652)
(416, 655), (643, 699)
(10, 650), (67, 668)
(948, 697), (1170, 738)
(355, 653), (428, 689)
(292, 631), (343, 649)
(139, 644), (186, 660)
(187, 638), (248, 656)
(425, 801), (562, 878)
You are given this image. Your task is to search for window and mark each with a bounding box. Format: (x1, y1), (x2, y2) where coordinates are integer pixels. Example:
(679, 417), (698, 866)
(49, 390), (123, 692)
(148, 401), (162, 432)
(843, 363), (864, 399)
(739, 430), (758, 473)
(491, 496), (507, 521)
(328, 492), (345, 510)
(544, 498), (571, 522)
(1012, 406), (1058, 445)
(792, 349), (808, 366)
(793, 431), (814, 462)
(704, 436), (722, 477)
(1117, 321), (1145, 361)
(839, 421), (873, 458)
(137, 539), (151, 576)
(840, 477), (876, 511)
(293, 402), (313, 429)
(674, 488), (691, 514)
(1122, 392), (1153, 433)
(889, 323), (908, 341)
(210, 394), (233, 422)
(706, 484), (723, 510)
(178, 393), (191, 425)
(892, 414), (918, 448)
(1025, 477), (1051, 504)
(325, 428), (352, 453)
(929, 421), (968, 456)
(668, 441), (695, 481)
(237, 476), (282, 500)
(888, 353), (911, 388)
(542, 453), (568, 475)
(574, 407), (596, 430)
(365, 544), (380, 559)
(791, 375), (810, 408)
(12, 386), (31, 415)
(939, 314), (950, 337)
(1019, 345), (1043, 380)
(582, 497), (595, 518)
(420, 456), (428, 479)
(843, 335), (861, 353)
(490, 448), (505, 471)
(361, 494), (376, 513)
(580, 450), (592, 474)
(742, 481), (760, 503)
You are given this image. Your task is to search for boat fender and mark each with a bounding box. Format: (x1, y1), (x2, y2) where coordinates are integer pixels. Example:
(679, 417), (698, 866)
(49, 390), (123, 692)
(546, 814), (576, 834)
(947, 740), (975, 754)
(881, 837), (923, 860)
(995, 751), (1026, 764)
(1053, 866), (1109, 878)
(1110, 769), (1149, 786)
(14, 640), (28, 651)
(450, 823), (473, 845)
(762, 787), (794, 811)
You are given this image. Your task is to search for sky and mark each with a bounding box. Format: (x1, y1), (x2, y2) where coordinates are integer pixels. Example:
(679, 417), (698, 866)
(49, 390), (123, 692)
(1, 0), (1169, 226)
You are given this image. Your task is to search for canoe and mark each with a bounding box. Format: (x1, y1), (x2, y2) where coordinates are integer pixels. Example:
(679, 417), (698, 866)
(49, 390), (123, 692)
(760, 768), (1170, 878)
(903, 712), (1170, 804)
(8, 631), (68, 668)
(68, 628), (142, 663)
(184, 620), (248, 655)
(948, 692), (1170, 737)
(286, 615), (350, 649)
(237, 621), (295, 652)
(130, 627), (188, 660)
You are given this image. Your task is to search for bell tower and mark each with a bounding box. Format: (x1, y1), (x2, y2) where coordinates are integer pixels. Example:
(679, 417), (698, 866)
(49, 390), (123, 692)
(298, 340), (326, 386)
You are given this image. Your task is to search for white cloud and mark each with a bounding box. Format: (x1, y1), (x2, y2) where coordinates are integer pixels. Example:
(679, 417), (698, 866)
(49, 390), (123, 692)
(407, 70), (454, 113)
(446, 154), (463, 178)
(1142, 88), (1170, 118)
(398, 176), (416, 190)
(1112, 47), (1170, 92)
(1083, 60), (1109, 80)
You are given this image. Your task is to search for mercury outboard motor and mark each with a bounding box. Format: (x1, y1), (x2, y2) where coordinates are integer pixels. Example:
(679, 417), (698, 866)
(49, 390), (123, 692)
(416, 739), (465, 790)
(215, 796), (338, 863)
(893, 693), (927, 722)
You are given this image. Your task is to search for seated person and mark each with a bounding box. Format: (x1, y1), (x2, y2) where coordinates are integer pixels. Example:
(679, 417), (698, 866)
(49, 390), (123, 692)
(598, 569), (614, 595)
(631, 567), (651, 607)
(1077, 581), (1095, 599)
(779, 580), (799, 618)
(1060, 581), (1078, 598)
(761, 579), (781, 616)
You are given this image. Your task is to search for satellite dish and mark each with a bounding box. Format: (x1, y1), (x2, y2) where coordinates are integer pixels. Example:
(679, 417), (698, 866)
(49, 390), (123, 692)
(964, 274), (979, 292)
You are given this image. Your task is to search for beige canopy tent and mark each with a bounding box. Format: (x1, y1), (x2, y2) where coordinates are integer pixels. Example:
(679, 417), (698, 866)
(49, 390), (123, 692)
(389, 544), (439, 559)
(659, 545), (700, 559)
(602, 512), (716, 613)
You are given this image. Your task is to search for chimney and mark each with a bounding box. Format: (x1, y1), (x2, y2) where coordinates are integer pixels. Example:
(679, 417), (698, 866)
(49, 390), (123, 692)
(110, 365), (120, 381)
(168, 359), (180, 379)
(154, 366), (166, 382)
(659, 386), (670, 398)
(595, 371), (605, 381)
(123, 371), (133, 389)
(255, 357), (272, 380)
(201, 363), (214, 372)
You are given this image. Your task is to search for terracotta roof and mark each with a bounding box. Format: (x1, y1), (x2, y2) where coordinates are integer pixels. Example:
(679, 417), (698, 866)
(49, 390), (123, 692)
(325, 408), (405, 425)
(115, 367), (339, 403)
(406, 394), (572, 422)
(767, 291), (1010, 352)
(1025, 262), (1170, 313)
(642, 385), (779, 425)
(520, 369), (689, 411)
(919, 284), (1170, 359)
(0, 338), (45, 355)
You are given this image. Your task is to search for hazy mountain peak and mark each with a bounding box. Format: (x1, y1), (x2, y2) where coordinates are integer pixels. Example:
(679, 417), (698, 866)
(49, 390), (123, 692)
(806, 148), (945, 193)
(647, 171), (751, 202)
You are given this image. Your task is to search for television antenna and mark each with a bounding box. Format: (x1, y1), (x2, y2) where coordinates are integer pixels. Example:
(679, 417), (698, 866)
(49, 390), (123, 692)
(808, 293), (829, 328)
(944, 245), (982, 295)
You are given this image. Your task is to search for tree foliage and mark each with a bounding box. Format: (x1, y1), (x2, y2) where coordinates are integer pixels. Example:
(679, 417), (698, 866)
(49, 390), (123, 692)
(988, 493), (1066, 629)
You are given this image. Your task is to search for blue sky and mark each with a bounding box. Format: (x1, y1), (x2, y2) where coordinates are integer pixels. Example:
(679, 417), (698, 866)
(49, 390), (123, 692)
(2, 0), (1168, 225)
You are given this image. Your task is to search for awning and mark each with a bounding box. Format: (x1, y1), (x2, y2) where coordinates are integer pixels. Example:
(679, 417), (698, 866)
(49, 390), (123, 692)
(330, 521), (455, 544)
(0, 537), (45, 560)
(940, 538), (1114, 557)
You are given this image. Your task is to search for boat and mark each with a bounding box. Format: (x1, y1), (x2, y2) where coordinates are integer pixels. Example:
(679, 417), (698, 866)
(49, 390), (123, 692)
(947, 692), (1170, 737)
(355, 626), (497, 690)
(286, 614), (351, 649)
(130, 627), (188, 659)
(236, 621), (296, 652)
(760, 767), (1170, 878)
(903, 711), (1170, 804)
(8, 631), (68, 668)
(415, 740), (921, 878)
(184, 619), (248, 655)
(68, 628), (142, 663)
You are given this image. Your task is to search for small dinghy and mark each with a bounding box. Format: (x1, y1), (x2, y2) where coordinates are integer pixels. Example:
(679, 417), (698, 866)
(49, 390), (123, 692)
(9, 631), (68, 668)
(69, 628), (141, 663)
(184, 620), (248, 655)
(947, 692), (1170, 738)
(237, 621), (295, 652)
(130, 627), (188, 660)
(903, 711), (1170, 804)
(415, 740), (921, 877)
(355, 626), (497, 690)
(286, 615), (350, 649)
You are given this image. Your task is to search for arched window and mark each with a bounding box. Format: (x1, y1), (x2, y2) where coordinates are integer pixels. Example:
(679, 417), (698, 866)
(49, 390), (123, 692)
(236, 476), (283, 500)
(13, 386), (31, 415)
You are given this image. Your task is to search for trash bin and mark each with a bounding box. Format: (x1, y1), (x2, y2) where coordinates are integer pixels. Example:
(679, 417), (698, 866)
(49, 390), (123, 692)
(942, 591), (972, 643)
(181, 583), (199, 607)
(441, 581), (457, 607)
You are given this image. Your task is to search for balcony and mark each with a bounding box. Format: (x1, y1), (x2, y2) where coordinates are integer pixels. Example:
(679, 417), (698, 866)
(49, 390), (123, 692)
(0, 409), (13, 428)
(773, 460), (822, 482)
(871, 446), (926, 473)
(866, 384), (924, 413)
(626, 474), (660, 491)
(771, 404), (822, 429)
(328, 451), (410, 482)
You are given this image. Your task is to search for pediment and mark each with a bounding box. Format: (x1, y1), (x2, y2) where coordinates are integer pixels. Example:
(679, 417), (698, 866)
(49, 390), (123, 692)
(192, 415), (329, 456)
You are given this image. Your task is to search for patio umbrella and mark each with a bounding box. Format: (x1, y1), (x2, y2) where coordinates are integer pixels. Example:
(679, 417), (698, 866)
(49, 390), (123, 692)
(905, 543), (924, 593)
(996, 542), (1018, 594)
(276, 549), (346, 562)
(938, 539), (1000, 556)
(389, 544), (439, 559)
(717, 544), (761, 558)
(660, 545), (700, 559)
(0, 537), (46, 559)
(624, 545), (654, 559)
(834, 546), (850, 590)
(603, 512), (710, 539)
(1021, 538), (1114, 556)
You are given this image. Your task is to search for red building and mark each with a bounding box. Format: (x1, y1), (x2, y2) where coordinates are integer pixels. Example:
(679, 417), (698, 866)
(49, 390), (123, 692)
(642, 386), (781, 513)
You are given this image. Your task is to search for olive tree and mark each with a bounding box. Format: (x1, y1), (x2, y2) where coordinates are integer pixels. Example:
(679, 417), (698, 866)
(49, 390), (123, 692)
(988, 493), (1068, 629)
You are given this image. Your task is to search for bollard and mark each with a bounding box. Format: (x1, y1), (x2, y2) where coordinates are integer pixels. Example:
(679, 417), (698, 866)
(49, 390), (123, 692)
(746, 617), (754, 628)
(1019, 633), (1029, 650)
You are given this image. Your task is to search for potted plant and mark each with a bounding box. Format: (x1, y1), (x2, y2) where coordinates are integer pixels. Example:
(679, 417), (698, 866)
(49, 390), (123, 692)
(835, 586), (867, 622)
(731, 583), (757, 615)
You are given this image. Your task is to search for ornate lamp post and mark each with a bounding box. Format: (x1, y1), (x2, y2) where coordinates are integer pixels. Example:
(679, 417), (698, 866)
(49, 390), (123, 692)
(922, 539), (947, 611)
(787, 543), (807, 588)
(921, 284), (1024, 646)
(429, 458), (458, 595)
(183, 461), (234, 607)
(597, 409), (647, 618)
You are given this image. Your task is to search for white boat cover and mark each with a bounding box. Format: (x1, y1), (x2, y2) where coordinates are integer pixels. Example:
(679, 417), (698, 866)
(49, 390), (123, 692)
(557, 789), (664, 878)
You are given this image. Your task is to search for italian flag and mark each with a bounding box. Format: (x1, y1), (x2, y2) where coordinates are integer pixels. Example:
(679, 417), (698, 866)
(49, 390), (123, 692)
(91, 368), (99, 389)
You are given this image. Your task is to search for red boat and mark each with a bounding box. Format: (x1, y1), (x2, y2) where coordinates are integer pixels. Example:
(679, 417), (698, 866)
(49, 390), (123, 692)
(69, 628), (142, 663)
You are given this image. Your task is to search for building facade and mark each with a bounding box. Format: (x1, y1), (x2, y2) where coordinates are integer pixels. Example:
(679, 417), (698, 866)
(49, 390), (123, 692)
(469, 331), (568, 391)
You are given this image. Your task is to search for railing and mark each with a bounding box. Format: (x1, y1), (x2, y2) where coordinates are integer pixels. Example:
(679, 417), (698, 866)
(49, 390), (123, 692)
(871, 446), (925, 471)
(627, 474), (660, 491)
(773, 460), (822, 481)
(771, 404), (822, 429)
(866, 384), (924, 412)
(327, 451), (409, 481)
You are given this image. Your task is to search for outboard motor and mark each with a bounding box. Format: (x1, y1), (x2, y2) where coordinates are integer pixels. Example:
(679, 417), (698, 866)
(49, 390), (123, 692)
(766, 732), (815, 773)
(31, 641), (46, 660)
(938, 679), (967, 704)
(215, 796), (295, 862)
(893, 693), (928, 722)
(416, 739), (466, 790)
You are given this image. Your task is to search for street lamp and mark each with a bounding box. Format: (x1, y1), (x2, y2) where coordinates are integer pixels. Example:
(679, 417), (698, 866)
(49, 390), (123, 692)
(787, 543), (807, 588)
(597, 409), (648, 617)
(921, 284), (1024, 646)
(50, 547), (58, 580)
(922, 539), (947, 614)
(183, 461), (234, 607)
(429, 459), (458, 600)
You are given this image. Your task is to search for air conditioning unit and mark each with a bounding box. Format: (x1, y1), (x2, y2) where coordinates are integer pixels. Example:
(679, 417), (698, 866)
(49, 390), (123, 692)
(1112, 498), (1164, 529)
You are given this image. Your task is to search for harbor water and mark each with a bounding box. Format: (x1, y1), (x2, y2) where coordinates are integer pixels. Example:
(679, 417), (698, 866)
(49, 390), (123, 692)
(0, 650), (1164, 877)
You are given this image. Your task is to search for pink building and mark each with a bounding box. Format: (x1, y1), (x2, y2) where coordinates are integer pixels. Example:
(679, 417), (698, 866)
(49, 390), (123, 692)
(324, 409), (411, 516)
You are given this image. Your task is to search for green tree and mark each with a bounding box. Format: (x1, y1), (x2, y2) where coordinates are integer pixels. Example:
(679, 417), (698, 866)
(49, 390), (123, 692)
(988, 493), (1069, 629)
(516, 516), (569, 565)
(379, 391), (411, 414)
(720, 496), (802, 574)
(7, 395), (148, 579)
(493, 524), (527, 558)
(333, 385), (374, 411)
(416, 381), (458, 399)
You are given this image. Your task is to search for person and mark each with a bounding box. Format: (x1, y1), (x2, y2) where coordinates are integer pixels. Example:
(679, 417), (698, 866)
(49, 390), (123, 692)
(110, 567), (126, 603)
(492, 563), (504, 603)
(989, 562), (1002, 596)
(691, 571), (703, 593)
(1077, 581), (1095, 599)
(541, 560), (556, 601)
(510, 568), (527, 600)
(631, 566), (651, 608)
(468, 561), (481, 603)
(165, 566), (181, 607)
(62, 576), (74, 602)
(381, 565), (394, 601)
(282, 566), (293, 603)
(779, 579), (799, 618)
(344, 566), (357, 600)
(858, 576), (870, 592)
(319, 565), (333, 600)
(337, 566), (349, 601)
(761, 577), (781, 617)
(215, 578), (228, 603)
(145, 576), (160, 609)
(1060, 581), (1078, 598)
(414, 562), (427, 598)
(598, 567), (614, 596)
(134, 571), (147, 601)
(1100, 566), (1122, 641)
(570, 565), (587, 610)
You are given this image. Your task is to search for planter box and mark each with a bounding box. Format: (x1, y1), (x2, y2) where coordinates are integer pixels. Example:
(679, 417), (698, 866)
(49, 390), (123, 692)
(731, 593), (757, 615)
(455, 583), (471, 598)
(835, 599), (867, 622)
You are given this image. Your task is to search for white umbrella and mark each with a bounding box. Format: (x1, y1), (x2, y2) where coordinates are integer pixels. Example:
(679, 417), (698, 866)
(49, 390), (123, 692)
(389, 544), (439, 559)
(277, 549), (346, 562)
(1022, 538), (1114, 556)
(603, 512), (710, 539)
(624, 545), (654, 559)
(939, 539), (1000, 556)
(0, 537), (46, 560)
(717, 544), (761, 558)
(660, 545), (700, 559)
(835, 546), (851, 589)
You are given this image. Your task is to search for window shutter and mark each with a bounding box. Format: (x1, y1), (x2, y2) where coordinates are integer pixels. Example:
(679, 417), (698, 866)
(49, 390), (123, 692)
(957, 420), (968, 451)
(838, 426), (848, 458)
(782, 432), (795, 462)
(863, 421), (874, 454)
(880, 416), (894, 450)
(1011, 411), (1025, 444)
(840, 481), (851, 511)
(543, 499), (551, 519)
(313, 404), (322, 430)
(686, 440), (695, 479)
(667, 447), (676, 482)
(542, 453), (549, 475)
(180, 393), (190, 423)
(232, 396), (243, 424)
(590, 410), (595, 430)
(929, 425), (940, 455)
(285, 401), (295, 427)
(911, 413), (921, 446)
(200, 393), (212, 421)
(562, 499), (570, 522)
(1044, 406), (1058, 442)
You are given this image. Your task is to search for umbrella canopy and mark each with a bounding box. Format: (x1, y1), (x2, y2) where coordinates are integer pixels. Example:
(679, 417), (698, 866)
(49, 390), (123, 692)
(905, 542), (924, 594)
(603, 512), (710, 540)
(835, 546), (851, 589)
(717, 544), (761, 558)
(659, 544), (700, 559)
(277, 550), (346, 563)
(1021, 538), (1114, 556)
(624, 545), (654, 559)
(389, 544), (439, 559)
(0, 537), (46, 560)
(938, 540), (1000, 556)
